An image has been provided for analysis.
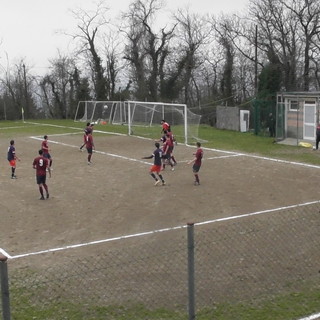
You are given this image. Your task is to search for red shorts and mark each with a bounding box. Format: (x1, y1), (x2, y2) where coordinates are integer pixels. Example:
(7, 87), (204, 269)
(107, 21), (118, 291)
(9, 160), (16, 167)
(150, 165), (161, 173)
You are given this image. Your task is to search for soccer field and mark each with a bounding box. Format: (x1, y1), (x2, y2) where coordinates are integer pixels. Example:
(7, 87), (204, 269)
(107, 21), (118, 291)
(1, 120), (319, 258)
(1, 120), (320, 318)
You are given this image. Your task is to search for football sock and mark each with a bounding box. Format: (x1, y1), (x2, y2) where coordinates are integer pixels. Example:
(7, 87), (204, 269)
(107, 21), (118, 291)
(39, 186), (44, 196)
(151, 173), (157, 180)
(158, 174), (164, 182)
(195, 174), (199, 183)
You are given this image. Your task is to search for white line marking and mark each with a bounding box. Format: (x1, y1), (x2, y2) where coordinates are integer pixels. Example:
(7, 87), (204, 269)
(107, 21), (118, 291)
(242, 153), (320, 169)
(195, 200), (320, 226)
(186, 144), (320, 169)
(8, 199), (320, 260)
(0, 248), (12, 259)
(29, 135), (239, 164)
(0, 125), (37, 130)
(30, 136), (150, 165)
(25, 121), (83, 131)
(298, 313), (320, 320)
(10, 225), (186, 259)
(26, 121), (320, 169)
(206, 154), (242, 160)
(25, 121), (127, 136)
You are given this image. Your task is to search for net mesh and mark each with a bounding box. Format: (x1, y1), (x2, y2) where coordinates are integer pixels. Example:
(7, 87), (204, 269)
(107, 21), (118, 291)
(74, 101), (202, 144)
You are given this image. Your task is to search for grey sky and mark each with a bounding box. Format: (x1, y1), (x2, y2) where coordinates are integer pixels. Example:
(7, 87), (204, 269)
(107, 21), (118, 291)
(0, 0), (248, 75)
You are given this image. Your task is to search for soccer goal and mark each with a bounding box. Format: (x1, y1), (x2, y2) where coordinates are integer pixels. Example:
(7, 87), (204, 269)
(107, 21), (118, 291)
(74, 100), (202, 144)
(74, 101), (123, 125)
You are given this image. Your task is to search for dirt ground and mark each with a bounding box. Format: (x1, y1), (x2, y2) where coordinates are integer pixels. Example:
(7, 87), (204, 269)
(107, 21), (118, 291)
(1, 128), (320, 260)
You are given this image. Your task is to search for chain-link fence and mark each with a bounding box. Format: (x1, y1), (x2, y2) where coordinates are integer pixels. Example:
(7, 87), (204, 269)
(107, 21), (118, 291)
(251, 99), (276, 137)
(1, 202), (320, 319)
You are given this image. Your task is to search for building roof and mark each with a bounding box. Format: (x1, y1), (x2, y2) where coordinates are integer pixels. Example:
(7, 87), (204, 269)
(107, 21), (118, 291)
(277, 91), (320, 98)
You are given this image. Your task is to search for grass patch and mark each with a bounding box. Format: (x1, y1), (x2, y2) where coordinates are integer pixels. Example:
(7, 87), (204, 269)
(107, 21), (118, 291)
(4, 119), (318, 167)
(197, 288), (320, 320)
(10, 289), (320, 320)
(6, 119), (318, 165)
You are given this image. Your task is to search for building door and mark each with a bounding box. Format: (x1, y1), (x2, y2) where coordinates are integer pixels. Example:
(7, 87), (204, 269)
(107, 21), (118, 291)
(304, 102), (316, 140)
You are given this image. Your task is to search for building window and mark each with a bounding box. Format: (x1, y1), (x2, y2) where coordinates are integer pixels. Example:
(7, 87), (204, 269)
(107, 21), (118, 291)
(289, 100), (298, 111)
(305, 100), (316, 105)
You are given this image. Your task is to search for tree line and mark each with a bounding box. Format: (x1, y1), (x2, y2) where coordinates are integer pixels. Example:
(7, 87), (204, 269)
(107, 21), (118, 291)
(0, 0), (319, 122)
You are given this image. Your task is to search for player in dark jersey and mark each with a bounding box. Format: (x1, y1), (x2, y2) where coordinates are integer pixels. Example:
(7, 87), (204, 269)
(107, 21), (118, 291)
(33, 149), (50, 200)
(41, 135), (53, 169)
(315, 123), (320, 150)
(7, 140), (20, 179)
(188, 142), (203, 185)
(85, 132), (95, 164)
(142, 142), (165, 186)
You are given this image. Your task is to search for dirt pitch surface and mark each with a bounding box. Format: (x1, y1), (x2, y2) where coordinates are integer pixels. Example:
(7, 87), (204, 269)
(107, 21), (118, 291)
(1, 123), (320, 261)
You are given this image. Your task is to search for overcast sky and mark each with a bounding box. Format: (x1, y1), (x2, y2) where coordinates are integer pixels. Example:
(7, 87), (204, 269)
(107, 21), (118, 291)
(0, 0), (249, 75)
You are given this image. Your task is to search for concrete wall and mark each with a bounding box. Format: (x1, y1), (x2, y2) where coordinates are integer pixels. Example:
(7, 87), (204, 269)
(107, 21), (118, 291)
(216, 106), (240, 131)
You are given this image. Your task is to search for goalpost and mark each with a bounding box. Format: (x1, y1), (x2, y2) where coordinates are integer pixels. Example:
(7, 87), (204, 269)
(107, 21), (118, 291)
(74, 100), (202, 144)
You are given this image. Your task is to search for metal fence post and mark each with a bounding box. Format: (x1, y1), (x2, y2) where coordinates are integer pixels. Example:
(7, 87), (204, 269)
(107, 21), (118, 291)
(0, 254), (11, 320)
(187, 222), (195, 320)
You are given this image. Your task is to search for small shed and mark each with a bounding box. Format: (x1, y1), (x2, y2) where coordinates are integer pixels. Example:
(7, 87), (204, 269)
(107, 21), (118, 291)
(276, 91), (320, 142)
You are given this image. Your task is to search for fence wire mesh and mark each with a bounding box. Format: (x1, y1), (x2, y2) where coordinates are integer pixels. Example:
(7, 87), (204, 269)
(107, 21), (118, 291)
(194, 203), (320, 307)
(1, 202), (320, 319)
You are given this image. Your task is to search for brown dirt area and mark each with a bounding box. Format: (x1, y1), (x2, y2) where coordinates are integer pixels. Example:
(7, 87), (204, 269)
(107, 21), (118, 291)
(1, 131), (320, 258)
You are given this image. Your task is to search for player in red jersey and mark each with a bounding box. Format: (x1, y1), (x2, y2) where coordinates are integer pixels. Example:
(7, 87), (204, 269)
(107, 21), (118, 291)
(80, 122), (94, 151)
(7, 140), (20, 179)
(188, 142), (203, 185)
(85, 132), (95, 164)
(142, 142), (165, 186)
(162, 133), (175, 171)
(164, 130), (177, 165)
(161, 120), (170, 133)
(33, 149), (50, 200)
(41, 135), (53, 169)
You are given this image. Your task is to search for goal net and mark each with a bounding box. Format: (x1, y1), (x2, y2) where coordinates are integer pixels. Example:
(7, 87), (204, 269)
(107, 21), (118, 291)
(74, 101), (122, 125)
(74, 100), (202, 144)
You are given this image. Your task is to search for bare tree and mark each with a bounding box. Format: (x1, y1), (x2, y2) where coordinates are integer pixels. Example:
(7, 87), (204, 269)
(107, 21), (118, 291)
(173, 8), (212, 105)
(70, 0), (110, 100)
(212, 15), (238, 105)
(280, 0), (320, 91)
(121, 0), (176, 101)
(0, 59), (37, 119)
(249, 0), (305, 91)
(40, 54), (76, 118)
(102, 30), (125, 100)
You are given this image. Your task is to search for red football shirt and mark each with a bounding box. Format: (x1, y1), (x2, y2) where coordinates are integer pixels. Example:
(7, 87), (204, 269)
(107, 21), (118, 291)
(162, 121), (170, 131)
(194, 148), (203, 166)
(85, 134), (94, 148)
(33, 156), (48, 176)
(41, 140), (49, 154)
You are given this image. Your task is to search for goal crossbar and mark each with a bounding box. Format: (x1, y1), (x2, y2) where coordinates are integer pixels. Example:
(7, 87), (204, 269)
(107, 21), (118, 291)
(74, 100), (202, 144)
